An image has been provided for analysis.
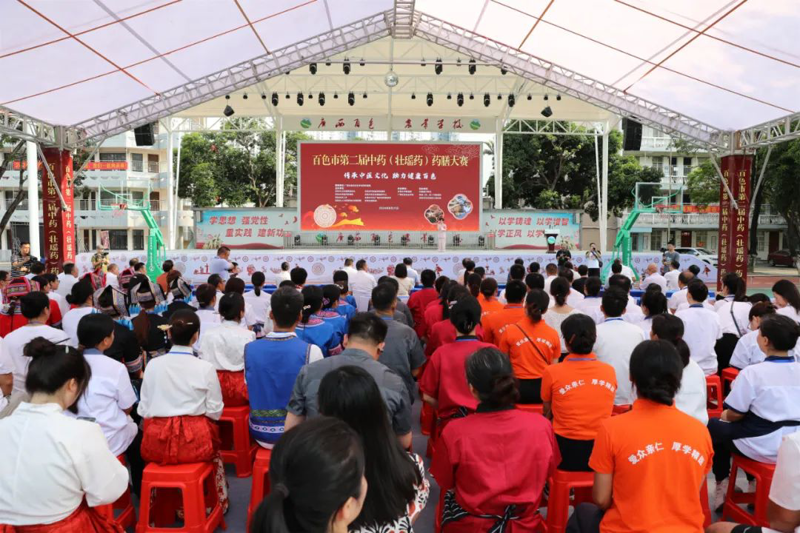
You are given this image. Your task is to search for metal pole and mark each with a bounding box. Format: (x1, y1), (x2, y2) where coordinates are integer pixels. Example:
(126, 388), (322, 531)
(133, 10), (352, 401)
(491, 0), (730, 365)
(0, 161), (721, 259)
(26, 121), (40, 256)
(275, 117), (284, 207)
(165, 118), (175, 249)
(750, 145), (773, 212)
(600, 124), (609, 253)
(494, 118), (503, 209)
(173, 132), (183, 249)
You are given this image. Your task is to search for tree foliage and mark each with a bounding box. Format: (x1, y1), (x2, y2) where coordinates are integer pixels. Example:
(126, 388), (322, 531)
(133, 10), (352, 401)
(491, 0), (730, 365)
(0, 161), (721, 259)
(762, 140), (800, 257)
(685, 160), (719, 206)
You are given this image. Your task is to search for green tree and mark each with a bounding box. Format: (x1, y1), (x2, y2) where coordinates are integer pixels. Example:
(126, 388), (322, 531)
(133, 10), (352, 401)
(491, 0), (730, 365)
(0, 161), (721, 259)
(762, 139), (800, 261)
(685, 160), (719, 206)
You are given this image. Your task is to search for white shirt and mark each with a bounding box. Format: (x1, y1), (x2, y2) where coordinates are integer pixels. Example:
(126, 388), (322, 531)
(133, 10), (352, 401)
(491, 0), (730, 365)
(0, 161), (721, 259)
(543, 308), (586, 355)
(676, 306), (722, 375)
(594, 318), (647, 405)
(209, 256), (232, 281)
(275, 270), (291, 285)
(623, 297), (645, 324)
(674, 359), (708, 425)
(669, 287), (688, 311)
(638, 316), (655, 338)
(731, 330), (768, 369)
(47, 291), (70, 320)
(0, 402), (129, 525)
(777, 305), (800, 324)
(585, 253), (600, 269)
(138, 346), (224, 420)
(675, 300), (715, 313)
(640, 272), (667, 293)
(61, 307), (97, 348)
(664, 269), (680, 291)
(716, 299), (752, 337)
(104, 272), (119, 289)
(56, 273), (78, 299)
(406, 267), (420, 286)
(195, 307), (221, 349)
(342, 266), (359, 279)
(244, 290), (273, 330)
(725, 358), (800, 463)
(620, 265), (635, 281)
(575, 296), (604, 324)
(350, 269), (378, 312)
(4, 324), (68, 394)
(769, 431), (800, 532)
(198, 321), (255, 372)
(68, 350), (138, 456)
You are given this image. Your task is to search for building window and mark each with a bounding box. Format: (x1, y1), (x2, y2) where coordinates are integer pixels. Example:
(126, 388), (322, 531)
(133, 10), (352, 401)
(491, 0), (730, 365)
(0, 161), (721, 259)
(148, 154), (159, 173)
(709, 235), (718, 252)
(108, 230), (128, 250)
(651, 231), (663, 251)
(683, 157), (692, 177)
(757, 232), (765, 252)
(132, 153), (143, 172)
(99, 152), (126, 162)
(695, 231), (707, 248)
(133, 230), (145, 250)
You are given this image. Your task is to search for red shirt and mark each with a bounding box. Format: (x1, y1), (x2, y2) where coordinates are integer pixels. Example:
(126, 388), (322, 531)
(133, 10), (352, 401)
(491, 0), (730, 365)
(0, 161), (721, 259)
(423, 302), (444, 339)
(47, 299), (62, 328)
(431, 407), (560, 532)
(419, 337), (495, 419)
(0, 312), (27, 337)
(408, 287), (438, 338)
(425, 320), (485, 357)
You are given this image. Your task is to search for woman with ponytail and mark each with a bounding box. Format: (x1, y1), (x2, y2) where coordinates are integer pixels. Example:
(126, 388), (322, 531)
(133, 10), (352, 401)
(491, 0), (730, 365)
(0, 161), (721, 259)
(420, 296), (494, 430)
(244, 271), (272, 337)
(425, 285), (483, 357)
(544, 276), (584, 357)
(129, 275), (169, 362)
(714, 272), (752, 375)
(772, 278), (800, 323)
(250, 417), (367, 533)
(318, 284), (348, 346)
(431, 347), (558, 532)
(423, 279), (456, 342)
(62, 279), (97, 348)
(478, 277), (504, 318)
(499, 289), (560, 404)
(651, 314), (707, 424)
(295, 285), (342, 357)
(0, 338), (129, 531)
(568, 340), (712, 533)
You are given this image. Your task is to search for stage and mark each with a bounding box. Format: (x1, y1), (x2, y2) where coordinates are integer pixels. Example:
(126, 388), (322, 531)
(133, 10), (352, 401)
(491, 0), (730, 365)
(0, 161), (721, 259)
(76, 249), (717, 285)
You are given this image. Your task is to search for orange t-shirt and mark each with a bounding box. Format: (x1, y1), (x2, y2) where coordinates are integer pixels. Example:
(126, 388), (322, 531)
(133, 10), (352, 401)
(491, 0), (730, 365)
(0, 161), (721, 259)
(482, 305), (525, 345)
(479, 296), (505, 319)
(499, 318), (560, 380)
(156, 273), (169, 295)
(589, 399), (713, 533)
(540, 353), (616, 440)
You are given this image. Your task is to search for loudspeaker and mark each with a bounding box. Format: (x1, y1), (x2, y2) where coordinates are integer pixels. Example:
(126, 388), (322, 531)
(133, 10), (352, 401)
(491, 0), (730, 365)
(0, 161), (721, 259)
(622, 118), (643, 151)
(133, 123), (156, 146)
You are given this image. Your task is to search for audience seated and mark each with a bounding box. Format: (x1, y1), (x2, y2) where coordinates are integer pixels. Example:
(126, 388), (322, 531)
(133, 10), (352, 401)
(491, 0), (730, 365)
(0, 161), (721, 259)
(62, 279), (96, 347)
(422, 278), (454, 341)
(714, 273), (752, 374)
(319, 284), (349, 346)
(773, 279), (800, 323)
(545, 277), (586, 356)
(482, 279), (526, 346)
(243, 271), (272, 336)
(575, 276), (604, 324)
(333, 271), (358, 322)
(638, 288), (668, 338)
(295, 285), (343, 357)
(392, 263), (414, 297)
(729, 302), (778, 369)
(407, 269), (438, 338)
(477, 277), (503, 318)
(378, 276), (415, 327)
(677, 281), (722, 376)
(131, 275), (170, 360)
(426, 285), (479, 357)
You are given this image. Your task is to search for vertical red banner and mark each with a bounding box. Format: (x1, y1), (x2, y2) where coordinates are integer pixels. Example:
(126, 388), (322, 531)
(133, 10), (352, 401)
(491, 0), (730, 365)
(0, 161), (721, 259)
(41, 148), (75, 275)
(717, 154), (752, 290)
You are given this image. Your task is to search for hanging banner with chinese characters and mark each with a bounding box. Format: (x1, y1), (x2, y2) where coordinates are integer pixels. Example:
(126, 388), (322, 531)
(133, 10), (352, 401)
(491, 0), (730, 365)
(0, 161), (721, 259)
(299, 142), (482, 232)
(12, 160), (127, 171)
(483, 210), (581, 249)
(194, 208), (297, 249)
(282, 116), (495, 133)
(717, 154), (752, 290)
(41, 148), (76, 274)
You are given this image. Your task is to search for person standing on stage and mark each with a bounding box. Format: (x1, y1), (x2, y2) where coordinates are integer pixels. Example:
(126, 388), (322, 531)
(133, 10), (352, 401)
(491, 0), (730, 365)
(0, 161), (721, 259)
(437, 215), (447, 252)
(90, 245), (109, 274)
(556, 241), (572, 267)
(585, 243), (602, 277)
(662, 240), (680, 274)
(209, 246), (239, 281)
(10, 242), (37, 278)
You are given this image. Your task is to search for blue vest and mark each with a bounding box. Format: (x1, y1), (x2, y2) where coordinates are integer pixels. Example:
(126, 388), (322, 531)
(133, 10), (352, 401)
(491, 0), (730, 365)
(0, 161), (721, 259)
(317, 311), (348, 347)
(245, 335), (311, 445)
(336, 299), (357, 322)
(295, 318), (341, 357)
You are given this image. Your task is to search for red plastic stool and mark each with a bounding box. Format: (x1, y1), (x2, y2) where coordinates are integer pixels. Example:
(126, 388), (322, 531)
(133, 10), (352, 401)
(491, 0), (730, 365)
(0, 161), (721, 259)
(137, 462), (225, 533)
(218, 405), (257, 477)
(722, 367), (740, 393)
(722, 455), (776, 526)
(516, 403), (544, 415)
(546, 469), (594, 533)
(611, 404), (631, 416)
(247, 448), (272, 533)
(706, 375), (723, 419)
(701, 477), (712, 528)
(96, 455), (136, 530)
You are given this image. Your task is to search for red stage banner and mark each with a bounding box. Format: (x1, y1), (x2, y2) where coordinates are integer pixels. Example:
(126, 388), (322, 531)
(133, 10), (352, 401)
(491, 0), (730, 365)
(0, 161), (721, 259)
(13, 160), (127, 170)
(41, 148), (76, 275)
(299, 142), (482, 232)
(717, 154), (752, 290)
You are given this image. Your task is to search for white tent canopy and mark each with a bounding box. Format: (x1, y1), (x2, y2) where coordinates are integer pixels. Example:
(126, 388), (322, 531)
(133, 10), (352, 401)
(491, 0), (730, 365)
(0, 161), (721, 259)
(1, 0), (798, 149)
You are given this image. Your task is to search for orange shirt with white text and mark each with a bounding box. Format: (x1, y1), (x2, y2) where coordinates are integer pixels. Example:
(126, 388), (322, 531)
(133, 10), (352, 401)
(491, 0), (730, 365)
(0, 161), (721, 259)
(499, 318), (560, 380)
(482, 304), (526, 346)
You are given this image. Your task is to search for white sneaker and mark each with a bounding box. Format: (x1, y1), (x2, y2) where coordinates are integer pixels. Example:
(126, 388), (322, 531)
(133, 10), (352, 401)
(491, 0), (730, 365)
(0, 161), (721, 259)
(714, 479), (729, 513)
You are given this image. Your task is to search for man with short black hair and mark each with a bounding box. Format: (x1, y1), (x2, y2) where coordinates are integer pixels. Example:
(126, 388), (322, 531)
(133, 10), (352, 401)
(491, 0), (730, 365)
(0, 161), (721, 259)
(662, 241), (680, 274)
(525, 273), (545, 291)
(484, 279), (527, 345)
(408, 269), (438, 338)
(665, 259), (681, 291)
(543, 263), (559, 294)
(26, 262), (45, 280)
(275, 261), (291, 285)
(573, 264), (590, 295)
(376, 277), (413, 326)
(210, 246), (237, 281)
(499, 263), (527, 304)
(575, 276), (604, 324)
(350, 259), (377, 312)
(528, 262), (541, 274)
(286, 313), (413, 448)
(594, 286), (646, 405)
(289, 267), (308, 288)
(10, 242), (36, 278)
(342, 258), (358, 279)
(676, 281), (721, 375)
(372, 284), (425, 402)
(608, 274), (645, 323)
(56, 262), (79, 299)
(668, 271), (695, 312)
(402, 257), (419, 286)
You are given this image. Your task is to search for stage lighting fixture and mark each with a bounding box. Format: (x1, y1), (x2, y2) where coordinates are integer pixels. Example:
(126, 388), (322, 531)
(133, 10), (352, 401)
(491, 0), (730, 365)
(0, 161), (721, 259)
(297, 92), (304, 106)
(411, 92), (416, 100)
(343, 58), (351, 75)
(360, 58), (365, 67)
(348, 92), (355, 106)
(500, 67), (507, 75)
(223, 105), (235, 117)
(497, 94), (502, 100)
(362, 92), (368, 99)
(318, 92), (325, 106)
(457, 93), (464, 107)
(426, 93), (433, 107)
(271, 93), (279, 106)
(261, 93), (266, 100)
(225, 95), (230, 100)
(557, 94), (562, 101)
(469, 93), (475, 100)
(325, 60), (331, 66)
(308, 93), (313, 99)
(334, 92), (339, 99)
(434, 58), (443, 75)
(242, 93), (248, 100)
(527, 94), (532, 101)
(544, 94), (549, 101)
(508, 94), (515, 107)
(541, 106), (553, 118)
(309, 63), (317, 75)
(421, 58), (426, 67)
(456, 58), (462, 66)
(484, 93), (490, 107)
(468, 58), (476, 75)
(285, 93), (290, 99)
(447, 93), (452, 100)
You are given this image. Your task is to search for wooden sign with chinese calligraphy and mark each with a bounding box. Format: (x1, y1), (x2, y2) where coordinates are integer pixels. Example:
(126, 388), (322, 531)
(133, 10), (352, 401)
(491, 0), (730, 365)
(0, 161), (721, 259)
(717, 154), (752, 290)
(41, 148), (76, 275)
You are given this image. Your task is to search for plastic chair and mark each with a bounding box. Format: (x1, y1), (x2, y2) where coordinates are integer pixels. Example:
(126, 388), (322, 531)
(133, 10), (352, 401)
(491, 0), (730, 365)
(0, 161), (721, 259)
(611, 404), (632, 415)
(218, 405), (257, 477)
(706, 374), (723, 419)
(516, 403), (545, 415)
(137, 462), (225, 533)
(96, 455), (136, 530)
(546, 469), (594, 533)
(247, 448), (272, 533)
(722, 454), (776, 526)
(722, 367), (740, 393)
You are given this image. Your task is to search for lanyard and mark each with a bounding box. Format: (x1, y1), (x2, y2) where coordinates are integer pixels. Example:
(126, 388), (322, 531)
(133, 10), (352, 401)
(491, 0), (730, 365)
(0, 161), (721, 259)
(604, 318), (623, 323)
(690, 304), (704, 308)
(765, 356), (794, 363)
(455, 336), (479, 342)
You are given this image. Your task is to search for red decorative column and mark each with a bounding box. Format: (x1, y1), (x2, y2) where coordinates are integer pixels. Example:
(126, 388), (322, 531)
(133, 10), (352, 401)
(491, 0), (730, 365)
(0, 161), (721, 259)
(41, 148), (76, 275)
(717, 154), (752, 291)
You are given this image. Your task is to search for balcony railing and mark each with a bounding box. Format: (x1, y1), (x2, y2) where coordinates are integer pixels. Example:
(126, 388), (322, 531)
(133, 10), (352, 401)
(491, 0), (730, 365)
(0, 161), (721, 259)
(75, 199), (163, 211)
(633, 211), (786, 227)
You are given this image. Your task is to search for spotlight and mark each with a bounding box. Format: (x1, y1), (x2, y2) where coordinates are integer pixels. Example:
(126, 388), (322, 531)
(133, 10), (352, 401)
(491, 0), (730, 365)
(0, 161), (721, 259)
(468, 58), (476, 75)
(527, 94), (532, 101)
(285, 93), (290, 99)
(308, 93), (313, 99)
(318, 92), (325, 106)
(362, 92), (368, 99)
(348, 92), (355, 106)
(541, 106), (553, 118)
(359, 58), (365, 67)
(500, 67), (507, 75)
(544, 94), (549, 101)
(325, 60), (331, 66)
(309, 63), (317, 75)
(557, 94), (562, 101)
(434, 58), (443, 75)
(343, 58), (351, 75)
(469, 93), (475, 100)
(484, 93), (490, 107)
(297, 92), (304, 106)
(242, 93), (248, 100)
(261, 93), (266, 100)
(497, 94), (502, 100)
(271, 92), (279, 106)
(225, 95), (230, 100)
(508, 94), (515, 108)
(447, 93), (452, 100)
(411, 92), (416, 100)
(456, 58), (462, 66)
(333, 92), (339, 99)
(457, 93), (464, 107)
(426, 92), (433, 107)
(421, 58), (426, 67)
(223, 105), (235, 117)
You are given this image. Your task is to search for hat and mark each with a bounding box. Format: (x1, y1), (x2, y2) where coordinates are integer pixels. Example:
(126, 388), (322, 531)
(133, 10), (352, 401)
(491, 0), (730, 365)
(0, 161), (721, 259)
(93, 285), (129, 318)
(2, 277), (38, 302)
(130, 278), (165, 306)
(169, 276), (193, 300)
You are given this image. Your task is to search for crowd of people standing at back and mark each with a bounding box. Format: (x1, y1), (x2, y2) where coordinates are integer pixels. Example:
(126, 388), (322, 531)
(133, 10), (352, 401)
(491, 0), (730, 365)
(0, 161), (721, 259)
(0, 245), (799, 533)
